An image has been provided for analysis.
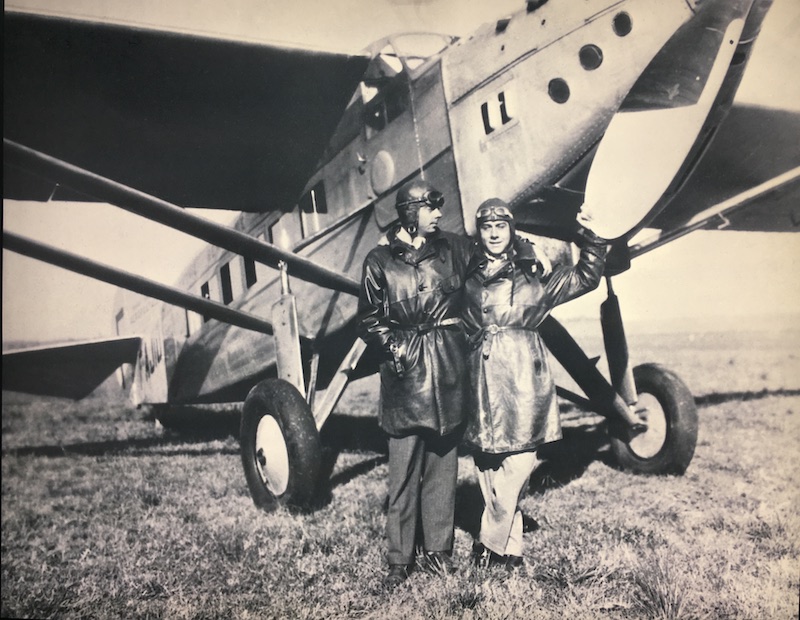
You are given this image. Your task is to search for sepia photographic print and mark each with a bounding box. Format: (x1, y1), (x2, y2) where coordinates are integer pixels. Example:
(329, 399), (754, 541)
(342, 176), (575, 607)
(3, 0), (799, 618)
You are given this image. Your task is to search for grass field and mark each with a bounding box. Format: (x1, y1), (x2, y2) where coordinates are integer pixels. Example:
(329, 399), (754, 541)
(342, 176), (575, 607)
(2, 326), (799, 619)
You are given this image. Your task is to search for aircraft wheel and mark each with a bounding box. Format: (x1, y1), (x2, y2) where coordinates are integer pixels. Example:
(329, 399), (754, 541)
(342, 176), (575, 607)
(609, 363), (698, 475)
(240, 378), (320, 512)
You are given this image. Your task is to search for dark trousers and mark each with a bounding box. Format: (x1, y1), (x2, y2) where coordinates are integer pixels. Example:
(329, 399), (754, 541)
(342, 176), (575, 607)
(386, 431), (460, 566)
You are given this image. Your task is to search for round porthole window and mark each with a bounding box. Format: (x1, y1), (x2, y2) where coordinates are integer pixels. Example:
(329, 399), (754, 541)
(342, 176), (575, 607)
(613, 12), (632, 37)
(548, 78), (570, 103)
(370, 150), (395, 194)
(579, 44), (603, 70)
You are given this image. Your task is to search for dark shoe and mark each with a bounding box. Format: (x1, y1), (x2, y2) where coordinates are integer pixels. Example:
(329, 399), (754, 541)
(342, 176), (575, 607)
(383, 564), (410, 590)
(419, 550), (453, 575)
(471, 542), (507, 569)
(504, 555), (524, 571)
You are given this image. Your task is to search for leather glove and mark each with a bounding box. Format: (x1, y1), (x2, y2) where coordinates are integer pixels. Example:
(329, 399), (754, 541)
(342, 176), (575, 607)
(514, 237), (552, 277)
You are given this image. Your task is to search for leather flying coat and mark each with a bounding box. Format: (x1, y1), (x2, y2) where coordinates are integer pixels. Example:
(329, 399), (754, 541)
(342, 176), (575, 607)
(463, 232), (607, 453)
(358, 228), (477, 436)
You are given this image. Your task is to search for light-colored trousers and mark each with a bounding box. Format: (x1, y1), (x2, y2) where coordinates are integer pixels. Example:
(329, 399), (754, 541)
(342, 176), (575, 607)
(386, 432), (459, 565)
(475, 450), (540, 557)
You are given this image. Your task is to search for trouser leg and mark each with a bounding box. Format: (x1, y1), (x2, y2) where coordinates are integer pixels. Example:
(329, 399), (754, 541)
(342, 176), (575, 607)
(386, 434), (424, 565)
(419, 432), (459, 553)
(476, 450), (540, 556)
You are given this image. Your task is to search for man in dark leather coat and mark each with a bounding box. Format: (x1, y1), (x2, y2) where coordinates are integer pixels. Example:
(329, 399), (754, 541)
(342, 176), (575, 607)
(357, 179), (476, 589)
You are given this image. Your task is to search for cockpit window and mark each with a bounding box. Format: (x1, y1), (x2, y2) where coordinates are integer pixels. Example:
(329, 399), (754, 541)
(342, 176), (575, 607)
(362, 44), (409, 137)
(359, 35), (453, 138)
(391, 33), (454, 70)
(362, 44), (404, 104)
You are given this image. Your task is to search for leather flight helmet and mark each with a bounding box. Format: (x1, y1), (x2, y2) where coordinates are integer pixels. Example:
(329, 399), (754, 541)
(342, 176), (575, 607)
(395, 179), (445, 236)
(475, 197), (515, 236)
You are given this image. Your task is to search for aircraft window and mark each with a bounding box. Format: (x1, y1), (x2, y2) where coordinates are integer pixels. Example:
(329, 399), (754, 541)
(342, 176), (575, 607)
(579, 45), (603, 70)
(385, 89), (406, 123)
(270, 211), (302, 249)
(186, 310), (203, 336)
(376, 46), (404, 76)
(300, 181), (328, 214)
(548, 78), (570, 104)
(391, 34), (453, 70)
(200, 282), (211, 322)
(362, 43), (411, 139)
(220, 263), (234, 305)
(365, 84), (408, 139)
(613, 12), (632, 37)
(244, 256), (257, 288)
(361, 83), (380, 105)
(255, 231), (271, 282)
(366, 103), (387, 133)
(362, 47), (403, 107)
(228, 258), (246, 300)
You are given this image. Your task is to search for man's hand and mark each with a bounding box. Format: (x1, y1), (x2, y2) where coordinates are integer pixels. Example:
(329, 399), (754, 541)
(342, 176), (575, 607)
(515, 237), (552, 277)
(388, 341), (407, 378)
(577, 204), (594, 228)
(533, 248), (552, 277)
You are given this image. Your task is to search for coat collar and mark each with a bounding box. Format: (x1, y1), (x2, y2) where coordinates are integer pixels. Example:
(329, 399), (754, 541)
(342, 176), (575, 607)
(386, 226), (451, 256)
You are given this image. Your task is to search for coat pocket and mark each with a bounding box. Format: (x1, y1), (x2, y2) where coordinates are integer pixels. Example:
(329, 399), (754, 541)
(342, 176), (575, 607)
(439, 273), (462, 294)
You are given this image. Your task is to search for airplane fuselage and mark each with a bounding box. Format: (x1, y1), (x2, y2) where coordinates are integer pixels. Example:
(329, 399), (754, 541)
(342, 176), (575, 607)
(114, 0), (765, 406)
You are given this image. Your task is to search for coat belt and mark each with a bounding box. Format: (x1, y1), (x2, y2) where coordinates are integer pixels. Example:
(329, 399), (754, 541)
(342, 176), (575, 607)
(469, 324), (528, 359)
(392, 317), (462, 334)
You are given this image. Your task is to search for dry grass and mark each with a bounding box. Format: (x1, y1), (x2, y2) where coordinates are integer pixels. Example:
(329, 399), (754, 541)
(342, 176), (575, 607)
(2, 325), (799, 619)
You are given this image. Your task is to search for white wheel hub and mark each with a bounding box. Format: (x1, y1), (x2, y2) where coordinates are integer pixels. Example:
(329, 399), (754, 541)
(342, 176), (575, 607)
(627, 393), (667, 459)
(254, 415), (290, 496)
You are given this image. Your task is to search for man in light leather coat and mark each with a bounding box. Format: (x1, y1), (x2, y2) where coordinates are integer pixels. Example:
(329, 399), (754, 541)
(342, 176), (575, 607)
(462, 198), (607, 570)
(357, 179), (476, 589)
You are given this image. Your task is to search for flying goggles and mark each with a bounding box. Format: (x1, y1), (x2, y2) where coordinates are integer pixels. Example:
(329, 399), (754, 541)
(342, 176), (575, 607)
(396, 190), (445, 209)
(476, 204), (514, 221)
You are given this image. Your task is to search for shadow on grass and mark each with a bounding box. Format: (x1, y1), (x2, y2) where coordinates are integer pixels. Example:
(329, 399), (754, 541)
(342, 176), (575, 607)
(312, 414), (389, 509)
(694, 387), (800, 406)
(1, 434), (239, 459)
(533, 420), (615, 491)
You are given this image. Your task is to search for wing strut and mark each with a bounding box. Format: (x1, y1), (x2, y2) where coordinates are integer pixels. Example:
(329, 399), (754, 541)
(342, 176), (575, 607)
(3, 230), (274, 335)
(630, 166), (800, 258)
(3, 139), (360, 296)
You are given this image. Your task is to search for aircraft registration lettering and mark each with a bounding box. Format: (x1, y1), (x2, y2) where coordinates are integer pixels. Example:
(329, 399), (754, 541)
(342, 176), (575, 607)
(480, 89), (515, 136)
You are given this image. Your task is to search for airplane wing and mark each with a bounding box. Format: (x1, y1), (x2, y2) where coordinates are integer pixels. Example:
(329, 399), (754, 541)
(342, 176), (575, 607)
(3, 11), (369, 212)
(2, 336), (142, 400)
(651, 103), (800, 233)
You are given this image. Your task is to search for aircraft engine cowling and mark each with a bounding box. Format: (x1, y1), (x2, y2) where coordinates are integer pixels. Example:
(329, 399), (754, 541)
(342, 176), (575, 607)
(580, 0), (757, 240)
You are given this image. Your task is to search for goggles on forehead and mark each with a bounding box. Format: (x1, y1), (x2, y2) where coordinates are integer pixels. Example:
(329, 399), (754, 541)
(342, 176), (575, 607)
(396, 190), (445, 209)
(476, 204), (513, 220)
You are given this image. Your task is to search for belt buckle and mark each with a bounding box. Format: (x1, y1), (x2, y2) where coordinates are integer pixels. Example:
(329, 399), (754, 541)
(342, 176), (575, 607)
(487, 324), (500, 335)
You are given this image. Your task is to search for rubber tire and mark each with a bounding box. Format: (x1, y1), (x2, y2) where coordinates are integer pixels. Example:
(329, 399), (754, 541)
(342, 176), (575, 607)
(240, 378), (321, 512)
(609, 363), (698, 475)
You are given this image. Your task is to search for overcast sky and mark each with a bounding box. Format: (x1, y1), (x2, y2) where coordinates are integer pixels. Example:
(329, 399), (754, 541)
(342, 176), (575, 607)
(3, 0), (799, 344)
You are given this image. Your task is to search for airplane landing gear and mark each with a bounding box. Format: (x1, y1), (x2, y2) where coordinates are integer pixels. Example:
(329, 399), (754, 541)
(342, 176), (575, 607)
(240, 263), (367, 512)
(609, 363), (698, 475)
(539, 272), (700, 475)
(240, 378), (321, 512)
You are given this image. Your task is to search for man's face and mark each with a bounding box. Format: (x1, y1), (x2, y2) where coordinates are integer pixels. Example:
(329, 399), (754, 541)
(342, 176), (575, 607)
(480, 221), (512, 256)
(416, 205), (442, 237)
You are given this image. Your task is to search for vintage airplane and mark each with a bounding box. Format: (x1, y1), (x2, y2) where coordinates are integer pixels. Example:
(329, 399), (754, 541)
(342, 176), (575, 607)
(4, 0), (799, 512)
